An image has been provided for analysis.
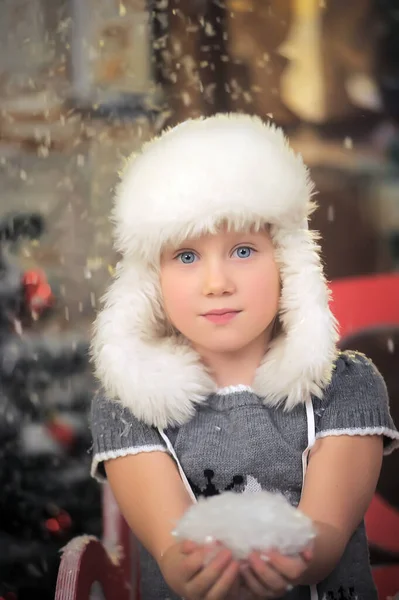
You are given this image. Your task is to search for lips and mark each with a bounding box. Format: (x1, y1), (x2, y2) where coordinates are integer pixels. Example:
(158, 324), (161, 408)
(202, 310), (241, 324)
(203, 309), (240, 316)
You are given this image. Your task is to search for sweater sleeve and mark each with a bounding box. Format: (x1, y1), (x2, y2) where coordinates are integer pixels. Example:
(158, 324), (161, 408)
(314, 351), (399, 455)
(90, 390), (169, 482)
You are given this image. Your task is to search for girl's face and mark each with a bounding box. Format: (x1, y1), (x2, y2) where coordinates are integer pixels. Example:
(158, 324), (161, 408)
(160, 226), (280, 361)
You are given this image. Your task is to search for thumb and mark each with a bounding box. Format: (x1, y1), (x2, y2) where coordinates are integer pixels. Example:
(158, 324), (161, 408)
(181, 539), (199, 554)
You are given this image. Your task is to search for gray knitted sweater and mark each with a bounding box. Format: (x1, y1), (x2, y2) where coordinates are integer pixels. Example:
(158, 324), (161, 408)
(91, 351), (399, 600)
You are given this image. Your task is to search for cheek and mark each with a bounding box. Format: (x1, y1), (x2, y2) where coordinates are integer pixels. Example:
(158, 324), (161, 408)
(160, 271), (196, 326)
(244, 264), (280, 315)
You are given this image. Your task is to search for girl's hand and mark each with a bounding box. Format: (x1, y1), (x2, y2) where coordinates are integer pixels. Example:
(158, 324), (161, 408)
(159, 539), (240, 599)
(239, 545), (313, 598)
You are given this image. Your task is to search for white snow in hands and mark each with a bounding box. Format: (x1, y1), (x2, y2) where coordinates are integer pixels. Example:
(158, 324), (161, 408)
(173, 491), (316, 560)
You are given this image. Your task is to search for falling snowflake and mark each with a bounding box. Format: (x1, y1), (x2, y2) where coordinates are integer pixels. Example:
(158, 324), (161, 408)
(344, 137), (353, 150)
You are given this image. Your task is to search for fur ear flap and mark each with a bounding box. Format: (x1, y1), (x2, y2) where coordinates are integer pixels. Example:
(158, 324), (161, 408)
(253, 227), (338, 407)
(91, 262), (215, 429)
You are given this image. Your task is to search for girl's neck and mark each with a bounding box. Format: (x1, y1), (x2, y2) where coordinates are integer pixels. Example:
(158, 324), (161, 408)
(195, 330), (271, 388)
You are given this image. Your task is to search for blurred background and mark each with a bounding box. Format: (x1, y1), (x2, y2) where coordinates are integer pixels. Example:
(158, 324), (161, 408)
(0, 0), (398, 598)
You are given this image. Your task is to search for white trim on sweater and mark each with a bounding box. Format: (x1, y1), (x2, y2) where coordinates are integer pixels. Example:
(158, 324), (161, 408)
(91, 445), (168, 480)
(316, 426), (399, 455)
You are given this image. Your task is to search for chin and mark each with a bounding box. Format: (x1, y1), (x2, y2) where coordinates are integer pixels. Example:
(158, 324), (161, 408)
(195, 333), (257, 355)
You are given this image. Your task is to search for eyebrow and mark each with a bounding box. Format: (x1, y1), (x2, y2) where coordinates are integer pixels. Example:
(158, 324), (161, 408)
(164, 228), (269, 254)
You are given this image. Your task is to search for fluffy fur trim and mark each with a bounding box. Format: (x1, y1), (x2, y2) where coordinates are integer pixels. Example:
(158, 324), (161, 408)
(252, 226), (338, 408)
(92, 113), (339, 428)
(113, 113), (313, 262)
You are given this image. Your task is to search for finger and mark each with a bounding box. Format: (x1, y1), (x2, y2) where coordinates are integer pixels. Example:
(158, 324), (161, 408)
(182, 546), (212, 579)
(260, 549), (308, 582)
(182, 539), (201, 554)
(182, 542), (224, 582)
(300, 543), (314, 563)
(240, 564), (271, 597)
(206, 559), (240, 600)
(186, 548), (233, 597)
(247, 555), (292, 595)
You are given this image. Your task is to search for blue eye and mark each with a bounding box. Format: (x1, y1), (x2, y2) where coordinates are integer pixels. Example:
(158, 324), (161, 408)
(233, 246), (253, 259)
(177, 251), (197, 264)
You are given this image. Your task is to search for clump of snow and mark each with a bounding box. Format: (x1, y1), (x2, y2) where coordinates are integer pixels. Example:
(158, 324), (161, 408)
(174, 491), (315, 559)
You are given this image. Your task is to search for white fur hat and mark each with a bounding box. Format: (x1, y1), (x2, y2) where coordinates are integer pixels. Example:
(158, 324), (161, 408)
(92, 113), (338, 429)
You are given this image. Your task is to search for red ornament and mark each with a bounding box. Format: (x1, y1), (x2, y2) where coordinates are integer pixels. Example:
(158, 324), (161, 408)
(45, 518), (61, 533)
(47, 419), (75, 449)
(22, 269), (54, 316)
(45, 509), (72, 535)
(57, 510), (72, 531)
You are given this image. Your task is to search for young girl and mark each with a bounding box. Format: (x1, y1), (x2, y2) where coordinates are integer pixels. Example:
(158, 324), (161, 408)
(90, 113), (399, 600)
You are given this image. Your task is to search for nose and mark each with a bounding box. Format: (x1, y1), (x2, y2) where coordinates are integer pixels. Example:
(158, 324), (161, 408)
(202, 258), (235, 296)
